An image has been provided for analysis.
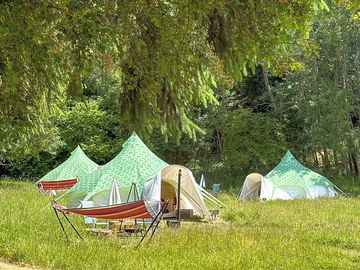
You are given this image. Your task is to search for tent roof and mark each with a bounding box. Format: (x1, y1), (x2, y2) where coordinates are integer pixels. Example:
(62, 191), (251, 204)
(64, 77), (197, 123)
(265, 151), (334, 188)
(39, 146), (98, 182)
(69, 132), (168, 197)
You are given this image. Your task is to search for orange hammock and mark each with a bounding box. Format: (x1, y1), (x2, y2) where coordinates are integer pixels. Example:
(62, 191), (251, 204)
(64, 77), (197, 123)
(37, 179), (77, 191)
(51, 199), (168, 245)
(53, 200), (156, 220)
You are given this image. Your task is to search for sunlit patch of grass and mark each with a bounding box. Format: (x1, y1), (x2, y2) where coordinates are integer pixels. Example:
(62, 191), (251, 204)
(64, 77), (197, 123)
(1, 179), (360, 269)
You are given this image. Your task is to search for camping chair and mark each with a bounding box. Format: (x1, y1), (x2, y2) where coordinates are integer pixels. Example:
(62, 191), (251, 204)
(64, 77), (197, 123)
(212, 183), (221, 194)
(80, 201), (111, 234)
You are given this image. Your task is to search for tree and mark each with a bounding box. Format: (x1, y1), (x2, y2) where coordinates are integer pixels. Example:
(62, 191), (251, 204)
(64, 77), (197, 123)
(221, 109), (287, 173)
(274, 4), (360, 175)
(59, 99), (130, 164)
(0, 0), (331, 147)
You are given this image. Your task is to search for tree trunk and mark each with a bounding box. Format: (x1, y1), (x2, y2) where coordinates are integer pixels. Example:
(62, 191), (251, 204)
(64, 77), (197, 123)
(351, 153), (360, 176)
(318, 151), (324, 167)
(346, 115), (360, 177)
(323, 148), (330, 169)
(333, 149), (338, 167)
(262, 65), (277, 111)
(216, 129), (222, 153)
(349, 154), (354, 173)
(313, 152), (319, 167)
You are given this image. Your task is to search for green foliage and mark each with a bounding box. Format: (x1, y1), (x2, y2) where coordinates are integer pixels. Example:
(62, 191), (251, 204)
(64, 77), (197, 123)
(221, 109), (287, 172)
(5, 152), (63, 179)
(59, 99), (129, 164)
(1, 180), (360, 269)
(0, 119), (64, 178)
(82, 66), (122, 113)
(0, 0), (333, 143)
(149, 131), (199, 167)
(273, 5), (360, 173)
(2, 2), (360, 184)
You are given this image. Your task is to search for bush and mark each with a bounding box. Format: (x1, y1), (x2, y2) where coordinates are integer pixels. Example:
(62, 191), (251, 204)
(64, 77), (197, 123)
(59, 99), (130, 164)
(221, 109), (287, 173)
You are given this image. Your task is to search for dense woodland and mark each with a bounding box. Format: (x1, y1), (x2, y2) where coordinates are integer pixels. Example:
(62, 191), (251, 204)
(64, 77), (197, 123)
(1, 1), (360, 188)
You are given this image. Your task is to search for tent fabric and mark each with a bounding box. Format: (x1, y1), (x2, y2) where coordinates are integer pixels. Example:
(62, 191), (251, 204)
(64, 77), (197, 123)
(108, 180), (121, 205)
(198, 185), (227, 208)
(259, 177), (274, 200)
(37, 179), (78, 191)
(143, 165), (210, 219)
(67, 132), (168, 206)
(53, 200), (158, 219)
(38, 146), (98, 186)
(265, 151), (334, 190)
(239, 173), (262, 199)
(199, 174), (206, 188)
(239, 151), (337, 200)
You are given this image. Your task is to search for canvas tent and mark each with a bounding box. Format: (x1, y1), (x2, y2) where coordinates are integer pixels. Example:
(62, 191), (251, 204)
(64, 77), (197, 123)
(37, 146), (98, 190)
(65, 132), (168, 207)
(239, 151), (337, 200)
(143, 165), (210, 219)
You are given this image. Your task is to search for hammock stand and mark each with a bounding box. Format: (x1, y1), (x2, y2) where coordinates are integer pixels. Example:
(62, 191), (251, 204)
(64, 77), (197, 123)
(126, 182), (140, 202)
(117, 182), (142, 236)
(51, 199), (168, 246)
(51, 202), (83, 242)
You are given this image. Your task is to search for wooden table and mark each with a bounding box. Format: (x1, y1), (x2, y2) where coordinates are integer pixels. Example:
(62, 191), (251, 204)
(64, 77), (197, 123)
(111, 220), (136, 238)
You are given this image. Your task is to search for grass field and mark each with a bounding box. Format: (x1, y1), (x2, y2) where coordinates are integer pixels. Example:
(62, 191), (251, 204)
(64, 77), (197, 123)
(1, 178), (360, 269)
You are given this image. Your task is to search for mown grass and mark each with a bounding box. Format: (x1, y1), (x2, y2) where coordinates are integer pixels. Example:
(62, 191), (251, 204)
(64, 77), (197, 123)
(1, 178), (360, 269)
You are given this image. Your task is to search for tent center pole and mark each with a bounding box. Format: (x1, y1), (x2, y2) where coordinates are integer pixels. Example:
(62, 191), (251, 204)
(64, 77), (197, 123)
(177, 169), (182, 222)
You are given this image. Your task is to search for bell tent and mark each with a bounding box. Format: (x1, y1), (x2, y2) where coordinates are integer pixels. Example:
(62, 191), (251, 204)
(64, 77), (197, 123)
(143, 165), (210, 219)
(37, 146), (98, 191)
(239, 151), (337, 200)
(65, 132), (168, 207)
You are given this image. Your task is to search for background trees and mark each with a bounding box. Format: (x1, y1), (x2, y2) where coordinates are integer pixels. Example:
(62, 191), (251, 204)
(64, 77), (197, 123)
(0, 0), (329, 146)
(1, 2), (360, 188)
(274, 5), (360, 176)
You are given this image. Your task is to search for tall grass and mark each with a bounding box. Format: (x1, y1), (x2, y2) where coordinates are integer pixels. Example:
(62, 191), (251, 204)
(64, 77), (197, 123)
(1, 179), (360, 269)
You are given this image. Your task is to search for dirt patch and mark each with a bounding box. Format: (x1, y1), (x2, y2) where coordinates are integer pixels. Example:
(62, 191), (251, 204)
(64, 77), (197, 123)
(0, 260), (41, 270)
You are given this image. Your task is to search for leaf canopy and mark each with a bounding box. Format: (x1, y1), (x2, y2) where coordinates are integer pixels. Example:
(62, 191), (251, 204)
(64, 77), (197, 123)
(0, 0), (333, 145)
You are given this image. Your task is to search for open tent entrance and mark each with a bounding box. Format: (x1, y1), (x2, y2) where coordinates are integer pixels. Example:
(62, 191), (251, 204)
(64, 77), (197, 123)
(160, 181), (177, 212)
(158, 166), (198, 214)
(239, 173), (262, 199)
(144, 165), (210, 219)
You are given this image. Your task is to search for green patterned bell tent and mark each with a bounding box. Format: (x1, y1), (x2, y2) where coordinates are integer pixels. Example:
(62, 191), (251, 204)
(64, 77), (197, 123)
(263, 150), (337, 199)
(66, 132), (168, 206)
(38, 146), (98, 183)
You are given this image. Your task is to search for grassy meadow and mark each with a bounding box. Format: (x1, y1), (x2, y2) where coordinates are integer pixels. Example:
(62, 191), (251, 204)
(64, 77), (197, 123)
(1, 178), (360, 270)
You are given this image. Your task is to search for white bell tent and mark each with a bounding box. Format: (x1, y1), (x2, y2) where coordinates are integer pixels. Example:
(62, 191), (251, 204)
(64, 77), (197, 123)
(143, 165), (210, 219)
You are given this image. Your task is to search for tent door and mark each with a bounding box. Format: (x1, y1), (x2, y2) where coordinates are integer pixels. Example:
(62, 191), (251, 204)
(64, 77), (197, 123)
(160, 181), (177, 212)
